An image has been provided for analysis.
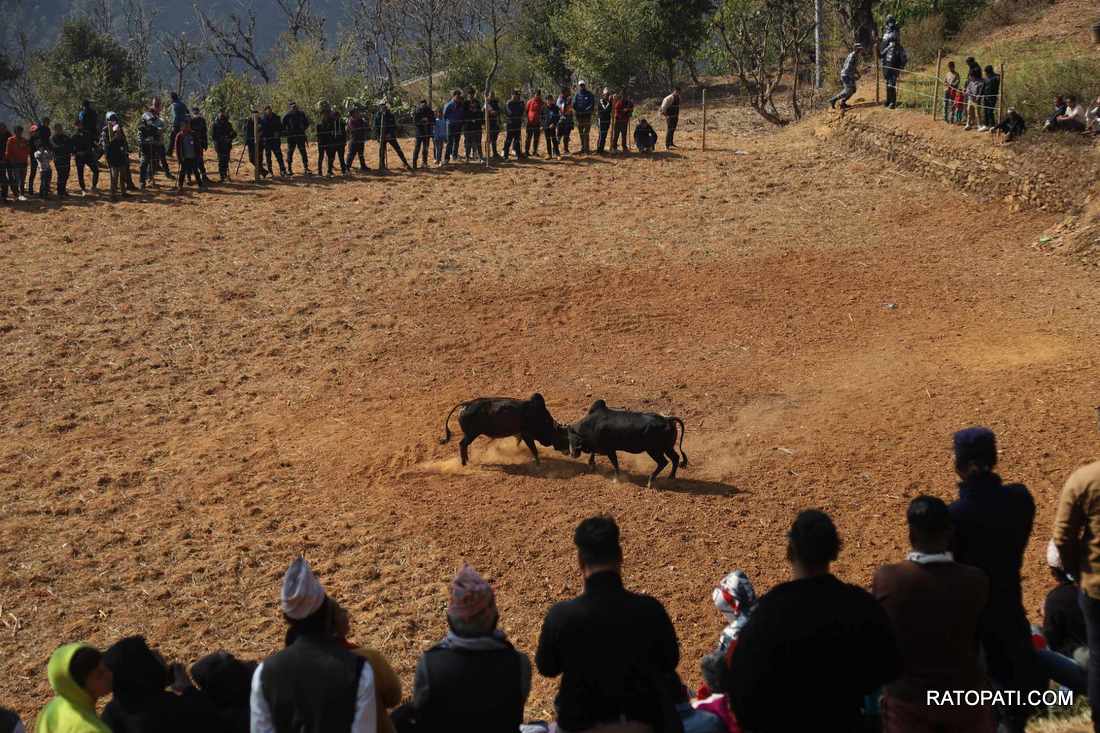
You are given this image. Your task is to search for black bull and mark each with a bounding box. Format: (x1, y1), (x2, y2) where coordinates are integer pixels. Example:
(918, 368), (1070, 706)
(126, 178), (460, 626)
(440, 394), (567, 466)
(567, 400), (688, 486)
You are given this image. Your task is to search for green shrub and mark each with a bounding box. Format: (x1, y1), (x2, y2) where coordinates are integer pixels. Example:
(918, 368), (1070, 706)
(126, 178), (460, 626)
(202, 72), (262, 130)
(904, 13), (946, 68)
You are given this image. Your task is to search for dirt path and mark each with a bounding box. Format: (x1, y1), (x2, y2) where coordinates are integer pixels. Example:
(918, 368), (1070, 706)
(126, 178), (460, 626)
(2, 107), (1098, 720)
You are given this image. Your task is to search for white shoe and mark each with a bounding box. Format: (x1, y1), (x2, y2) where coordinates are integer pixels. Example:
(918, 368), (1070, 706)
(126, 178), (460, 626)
(963, 125), (972, 130)
(977, 125), (988, 131)
(17, 195), (27, 201)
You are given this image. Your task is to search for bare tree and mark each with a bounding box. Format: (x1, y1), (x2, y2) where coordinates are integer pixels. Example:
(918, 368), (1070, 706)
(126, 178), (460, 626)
(275, 0), (326, 43)
(78, 0), (116, 37)
(348, 0), (403, 89)
(466, 0), (516, 166)
(398, 0), (455, 106)
(160, 31), (205, 96)
(120, 0), (157, 78)
(195, 1), (271, 82)
(0, 31), (42, 122)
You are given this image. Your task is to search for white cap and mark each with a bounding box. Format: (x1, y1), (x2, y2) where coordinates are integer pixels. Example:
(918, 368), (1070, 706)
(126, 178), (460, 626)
(578, 80), (587, 86)
(281, 556), (326, 620)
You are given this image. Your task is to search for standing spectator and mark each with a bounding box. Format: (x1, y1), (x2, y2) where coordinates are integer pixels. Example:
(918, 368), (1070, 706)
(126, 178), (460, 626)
(442, 90), (465, 165)
(873, 495), (993, 732)
(829, 45), (863, 110)
(981, 65), (1001, 131)
(34, 643), (113, 733)
(394, 565), (530, 733)
(105, 122), (130, 201)
(259, 106), (287, 176)
(27, 117), (51, 192)
(5, 125), (30, 201)
(138, 103), (167, 189)
(333, 606), (402, 733)
(174, 120), (205, 191)
(0, 122), (9, 204)
(168, 92), (189, 157)
(244, 113), (267, 178)
(573, 80), (595, 153)
(315, 107), (341, 177)
(880, 40), (907, 109)
(250, 557), (377, 733)
(503, 90), (524, 160)
(612, 92), (634, 152)
(72, 121), (99, 195)
(412, 99), (434, 169)
(191, 651), (257, 733)
(101, 635), (224, 733)
(431, 108), (447, 166)
(943, 61), (960, 123)
(464, 88), (483, 161)
(524, 90), (543, 158)
(596, 87), (613, 153)
(150, 97), (170, 178)
(963, 60), (984, 130)
(33, 129), (53, 199)
(189, 106), (212, 184)
(282, 101), (311, 175)
(331, 107), (349, 176)
(375, 100), (411, 172)
(535, 515), (681, 733)
(557, 98), (574, 156)
(542, 101), (560, 160)
(1053, 455), (1100, 731)
(634, 119), (657, 153)
(78, 100), (99, 144)
(485, 90), (502, 159)
(949, 427), (1043, 732)
(0, 707), (23, 733)
(52, 124), (73, 198)
(345, 109), (370, 173)
(660, 86), (681, 149)
(211, 111), (236, 182)
(1047, 96), (1087, 132)
(722, 510), (901, 732)
(698, 570), (756, 698)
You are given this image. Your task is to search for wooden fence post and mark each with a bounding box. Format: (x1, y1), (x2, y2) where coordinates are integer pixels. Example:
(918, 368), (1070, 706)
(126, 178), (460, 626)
(702, 88), (707, 151)
(999, 62), (1006, 120)
(932, 50), (943, 119)
(875, 42), (881, 104)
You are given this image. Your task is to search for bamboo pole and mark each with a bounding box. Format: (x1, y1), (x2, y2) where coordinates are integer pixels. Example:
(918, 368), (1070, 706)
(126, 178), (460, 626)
(702, 88), (707, 151)
(932, 50), (943, 119)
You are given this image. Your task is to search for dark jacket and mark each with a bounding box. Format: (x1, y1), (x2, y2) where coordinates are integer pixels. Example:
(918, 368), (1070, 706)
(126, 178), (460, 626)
(724, 573), (901, 732)
(190, 116), (209, 149)
(102, 636), (227, 733)
(573, 88), (595, 117)
(282, 109), (310, 139)
(982, 73), (1001, 99)
(260, 633), (365, 733)
(542, 104), (560, 131)
(52, 132), (74, 167)
(1044, 582), (1087, 657)
(598, 97), (613, 125)
(505, 99), (525, 130)
(536, 571), (680, 732)
(873, 559), (989, 704)
(464, 99), (483, 133)
(212, 118), (237, 148)
(190, 651), (256, 733)
(347, 115), (369, 143)
(413, 104), (435, 138)
(258, 113), (282, 143)
(635, 123), (657, 149)
(374, 109), (398, 141)
(79, 105), (99, 137)
(72, 128), (98, 162)
(105, 134), (128, 167)
(486, 98), (501, 133)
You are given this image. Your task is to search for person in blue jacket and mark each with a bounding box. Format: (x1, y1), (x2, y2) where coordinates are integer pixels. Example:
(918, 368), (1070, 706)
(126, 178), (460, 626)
(442, 89), (465, 165)
(168, 92), (189, 157)
(572, 80), (595, 153)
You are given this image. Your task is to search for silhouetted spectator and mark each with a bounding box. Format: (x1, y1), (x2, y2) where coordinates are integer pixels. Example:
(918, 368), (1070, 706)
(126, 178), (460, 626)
(874, 495), (993, 732)
(35, 643), (113, 733)
(992, 108), (1027, 142)
(536, 515), (681, 732)
(634, 119), (657, 153)
(393, 565), (530, 733)
(949, 427), (1043, 733)
(190, 651), (257, 733)
(722, 510), (901, 732)
(0, 707), (24, 733)
(333, 605), (402, 733)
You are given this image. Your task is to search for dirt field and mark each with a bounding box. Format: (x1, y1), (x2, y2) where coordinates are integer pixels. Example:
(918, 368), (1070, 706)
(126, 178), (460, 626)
(3, 104), (1100, 722)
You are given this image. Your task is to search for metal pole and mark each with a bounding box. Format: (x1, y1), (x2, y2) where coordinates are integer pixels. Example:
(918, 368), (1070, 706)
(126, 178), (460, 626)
(814, 0), (823, 89)
(702, 89), (707, 151)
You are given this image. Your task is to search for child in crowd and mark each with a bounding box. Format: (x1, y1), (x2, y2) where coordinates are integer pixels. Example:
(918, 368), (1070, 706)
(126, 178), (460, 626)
(34, 138), (54, 199)
(950, 86), (965, 124)
(432, 109), (447, 166)
(35, 643), (113, 733)
(105, 124), (130, 201)
(558, 104), (574, 155)
(543, 102), (560, 159)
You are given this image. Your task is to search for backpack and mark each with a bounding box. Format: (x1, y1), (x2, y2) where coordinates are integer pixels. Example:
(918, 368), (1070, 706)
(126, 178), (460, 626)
(897, 46), (908, 69)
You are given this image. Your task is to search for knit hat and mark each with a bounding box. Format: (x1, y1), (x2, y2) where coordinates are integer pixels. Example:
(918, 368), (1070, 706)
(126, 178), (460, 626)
(281, 557), (326, 620)
(712, 570), (756, 626)
(953, 427), (997, 469)
(447, 564), (495, 624)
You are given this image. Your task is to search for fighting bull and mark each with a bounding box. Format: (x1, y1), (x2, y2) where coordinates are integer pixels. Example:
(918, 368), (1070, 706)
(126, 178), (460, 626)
(565, 400), (688, 487)
(440, 393), (566, 466)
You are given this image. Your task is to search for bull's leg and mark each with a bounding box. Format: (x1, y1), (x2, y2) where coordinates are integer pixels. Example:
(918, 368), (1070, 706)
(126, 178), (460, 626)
(459, 433), (477, 466)
(666, 448), (681, 479)
(522, 435), (540, 464)
(647, 449), (669, 489)
(606, 451), (620, 481)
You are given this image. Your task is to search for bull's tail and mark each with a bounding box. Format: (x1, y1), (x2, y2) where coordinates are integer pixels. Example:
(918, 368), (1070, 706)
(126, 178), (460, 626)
(440, 401), (467, 445)
(672, 417), (689, 467)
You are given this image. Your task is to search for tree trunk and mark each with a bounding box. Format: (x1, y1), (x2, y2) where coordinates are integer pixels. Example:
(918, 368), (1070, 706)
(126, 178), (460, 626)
(687, 58), (702, 86)
(666, 58), (676, 89)
(853, 0), (877, 49)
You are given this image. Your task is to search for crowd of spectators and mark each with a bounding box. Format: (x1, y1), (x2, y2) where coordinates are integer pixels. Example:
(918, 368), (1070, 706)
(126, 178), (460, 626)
(6, 425), (1100, 733)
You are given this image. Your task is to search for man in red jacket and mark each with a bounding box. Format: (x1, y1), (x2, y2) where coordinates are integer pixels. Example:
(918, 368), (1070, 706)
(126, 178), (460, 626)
(524, 90), (544, 158)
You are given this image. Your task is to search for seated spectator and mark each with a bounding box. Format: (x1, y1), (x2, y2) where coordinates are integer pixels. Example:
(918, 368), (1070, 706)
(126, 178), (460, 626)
(949, 426), (1044, 732)
(992, 108), (1027, 142)
(190, 651), (257, 733)
(698, 570), (756, 698)
(393, 564), (530, 733)
(1044, 95), (1068, 128)
(1085, 95), (1100, 134)
(634, 119), (658, 153)
(536, 515), (681, 733)
(34, 643), (113, 733)
(1046, 95), (1086, 132)
(1, 707), (24, 733)
(721, 510), (901, 732)
(668, 676), (724, 733)
(1033, 542), (1087, 694)
(333, 605), (402, 733)
(873, 495), (993, 732)
(250, 557), (377, 733)
(101, 635), (223, 733)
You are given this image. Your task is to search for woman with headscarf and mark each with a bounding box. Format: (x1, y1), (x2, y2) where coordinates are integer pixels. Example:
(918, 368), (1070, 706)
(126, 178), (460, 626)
(100, 636), (224, 733)
(392, 565), (531, 733)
